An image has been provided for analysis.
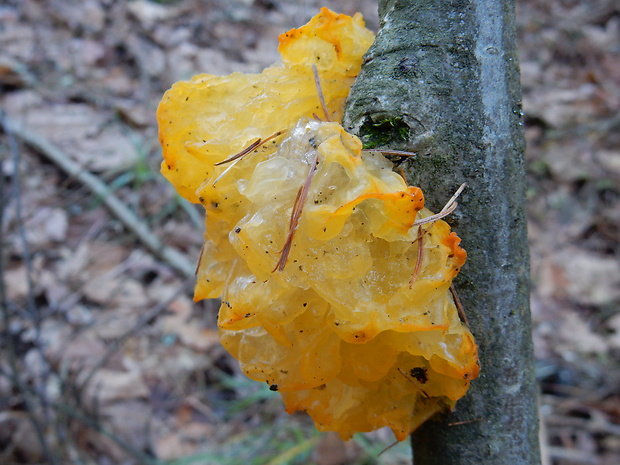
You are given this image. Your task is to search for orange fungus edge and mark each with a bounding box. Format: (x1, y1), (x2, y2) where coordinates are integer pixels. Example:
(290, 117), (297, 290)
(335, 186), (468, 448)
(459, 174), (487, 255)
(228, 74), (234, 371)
(443, 231), (467, 267)
(158, 8), (478, 443)
(278, 7), (352, 54)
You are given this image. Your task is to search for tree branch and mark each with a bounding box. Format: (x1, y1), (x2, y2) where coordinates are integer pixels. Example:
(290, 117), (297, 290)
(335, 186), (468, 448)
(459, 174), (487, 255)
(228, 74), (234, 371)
(344, 0), (541, 463)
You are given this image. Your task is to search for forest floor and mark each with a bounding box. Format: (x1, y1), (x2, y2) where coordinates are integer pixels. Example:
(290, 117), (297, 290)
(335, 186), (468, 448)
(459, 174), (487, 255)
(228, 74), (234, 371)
(1, 0), (619, 464)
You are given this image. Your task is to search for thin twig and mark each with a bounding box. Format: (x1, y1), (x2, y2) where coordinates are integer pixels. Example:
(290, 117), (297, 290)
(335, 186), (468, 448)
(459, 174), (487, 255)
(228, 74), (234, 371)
(212, 130), (284, 186)
(413, 201), (458, 226)
(441, 182), (467, 214)
(80, 278), (194, 389)
(413, 183), (466, 227)
(215, 130), (284, 166)
(447, 417), (482, 427)
(0, 113), (59, 465)
(377, 439), (400, 457)
(450, 283), (469, 326)
(0, 366), (160, 465)
(273, 150), (319, 272)
(409, 226), (424, 287)
(214, 138), (263, 166)
(362, 148), (417, 157)
(312, 64), (330, 122)
(0, 112), (194, 278)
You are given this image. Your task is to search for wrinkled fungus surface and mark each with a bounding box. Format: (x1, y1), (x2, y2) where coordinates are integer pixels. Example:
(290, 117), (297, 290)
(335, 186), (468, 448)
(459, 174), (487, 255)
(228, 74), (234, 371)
(157, 8), (479, 441)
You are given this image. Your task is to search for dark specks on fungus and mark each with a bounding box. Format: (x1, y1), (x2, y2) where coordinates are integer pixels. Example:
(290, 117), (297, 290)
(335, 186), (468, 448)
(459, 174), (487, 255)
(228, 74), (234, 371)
(157, 8), (476, 443)
(410, 367), (429, 384)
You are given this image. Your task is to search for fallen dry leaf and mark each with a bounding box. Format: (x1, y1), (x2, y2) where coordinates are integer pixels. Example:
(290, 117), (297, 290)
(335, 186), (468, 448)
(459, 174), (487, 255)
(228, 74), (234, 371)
(127, 0), (178, 29)
(538, 248), (620, 306)
(83, 275), (148, 308)
(24, 206), (69, 245)
(59, 332), (107, 371)
(557, 310), (608, 356)
(312, 431), (363, 465)
(153, 421), (214, 461)
(0, 411), (44, 462)
(83, 369), (149, 405)
(102, 401), (154, 452)
(157, 295), (218, 350)
(5, 97), (138, 172)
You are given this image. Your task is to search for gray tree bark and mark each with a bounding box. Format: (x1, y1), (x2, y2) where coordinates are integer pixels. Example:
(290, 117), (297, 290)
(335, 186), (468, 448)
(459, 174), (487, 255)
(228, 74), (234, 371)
(343, 1), (541, 464)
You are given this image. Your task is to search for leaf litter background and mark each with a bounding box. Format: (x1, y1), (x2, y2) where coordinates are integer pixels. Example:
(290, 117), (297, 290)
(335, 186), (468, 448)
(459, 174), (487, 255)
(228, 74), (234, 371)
(0, 0), (619, 464)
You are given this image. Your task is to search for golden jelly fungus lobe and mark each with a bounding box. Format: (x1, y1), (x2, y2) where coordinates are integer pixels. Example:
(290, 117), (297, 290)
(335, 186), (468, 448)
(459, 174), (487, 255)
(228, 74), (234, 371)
(157, 8), (478, 441)
(158, 7), (374, 203)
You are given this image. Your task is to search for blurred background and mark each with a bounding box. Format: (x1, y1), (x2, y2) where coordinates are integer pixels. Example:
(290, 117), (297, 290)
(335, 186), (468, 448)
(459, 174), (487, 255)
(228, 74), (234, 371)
(1, 0), (618, 464)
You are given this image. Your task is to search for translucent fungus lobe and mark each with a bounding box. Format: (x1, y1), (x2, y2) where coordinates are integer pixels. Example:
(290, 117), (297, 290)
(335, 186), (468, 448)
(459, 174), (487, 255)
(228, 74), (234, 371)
(157, 8), (479, 441)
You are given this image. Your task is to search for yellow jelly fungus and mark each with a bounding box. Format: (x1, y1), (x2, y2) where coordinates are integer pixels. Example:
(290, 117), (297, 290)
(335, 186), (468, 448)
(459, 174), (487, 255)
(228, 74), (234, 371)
(157, 8), (479, 441)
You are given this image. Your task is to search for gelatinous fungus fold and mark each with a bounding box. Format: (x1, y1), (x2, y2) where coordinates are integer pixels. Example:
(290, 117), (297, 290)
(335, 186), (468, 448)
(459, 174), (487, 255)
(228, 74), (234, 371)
(157, 7), (479, 441)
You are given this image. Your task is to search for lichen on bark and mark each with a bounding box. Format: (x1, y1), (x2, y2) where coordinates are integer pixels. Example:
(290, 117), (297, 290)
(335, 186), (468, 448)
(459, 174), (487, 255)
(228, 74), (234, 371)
(343, 0), (541, 463)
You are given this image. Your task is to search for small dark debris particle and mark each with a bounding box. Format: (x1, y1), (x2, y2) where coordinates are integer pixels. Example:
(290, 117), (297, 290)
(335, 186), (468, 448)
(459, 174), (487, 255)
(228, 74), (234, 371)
(234, 227), (241, 233)
(223, 301), (232, 308)
(212, 201), (219, 208)
(245, 313), (251, 318)
(269, 384), (278, 391)
(303, 302), (307, 307)
(410, 367), (428, 384)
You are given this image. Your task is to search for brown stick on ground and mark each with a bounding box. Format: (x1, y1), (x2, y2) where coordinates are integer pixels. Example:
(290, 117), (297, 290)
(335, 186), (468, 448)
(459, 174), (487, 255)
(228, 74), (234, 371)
(0, 112), (195, 278)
